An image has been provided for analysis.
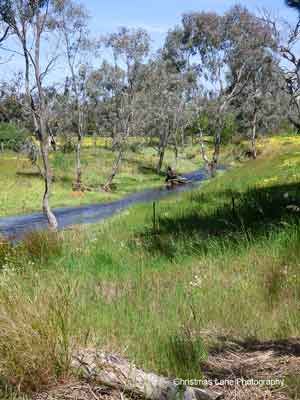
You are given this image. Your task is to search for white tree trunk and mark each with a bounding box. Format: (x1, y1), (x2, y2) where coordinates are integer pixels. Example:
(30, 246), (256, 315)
(199, 130), (210, 169)
(251, 109), (257, 159)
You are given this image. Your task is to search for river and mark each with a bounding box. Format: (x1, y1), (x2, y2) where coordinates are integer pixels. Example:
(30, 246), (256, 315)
(0, 169), (211, 240)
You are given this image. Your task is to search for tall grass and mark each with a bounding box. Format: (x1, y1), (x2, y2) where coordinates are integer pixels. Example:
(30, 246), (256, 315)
(21, 230), (64, 263)
(0, 276), (76, 392)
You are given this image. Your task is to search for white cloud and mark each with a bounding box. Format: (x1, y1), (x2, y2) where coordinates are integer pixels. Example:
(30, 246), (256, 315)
(108, 22), (168, 35)
(136, 23), (168, 34)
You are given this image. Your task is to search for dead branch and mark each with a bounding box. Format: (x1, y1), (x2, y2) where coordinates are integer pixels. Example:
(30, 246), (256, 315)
(72, 350), (223, 400)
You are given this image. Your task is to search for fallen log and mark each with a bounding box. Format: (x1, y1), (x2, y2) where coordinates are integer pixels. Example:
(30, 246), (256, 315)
(72, 181), (93, 192)
(166, 177), (190, 189)
(72, 350), (223, 400)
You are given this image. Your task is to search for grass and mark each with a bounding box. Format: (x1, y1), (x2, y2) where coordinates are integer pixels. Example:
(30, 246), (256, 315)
(0, 274), (75, 392)
(1, 133), (300, 396)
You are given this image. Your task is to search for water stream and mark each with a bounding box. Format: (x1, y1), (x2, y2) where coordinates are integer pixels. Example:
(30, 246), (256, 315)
(0, 169), (211, 240)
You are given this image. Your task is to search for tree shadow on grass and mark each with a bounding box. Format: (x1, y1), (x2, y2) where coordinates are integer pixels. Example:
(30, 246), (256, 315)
(208, 335), (300, 357)
(15, 171), (74, 185)
(53, 175), (73, 184)
(16, 171), (42, 179)
(138, 182), (300, 258)
(122, 156), (163, 176)
(138, 165), (163, 176)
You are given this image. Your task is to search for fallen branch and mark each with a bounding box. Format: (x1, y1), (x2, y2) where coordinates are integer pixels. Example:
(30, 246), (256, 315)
(72, 350), (223, 400)
(72, 182), (93, 192)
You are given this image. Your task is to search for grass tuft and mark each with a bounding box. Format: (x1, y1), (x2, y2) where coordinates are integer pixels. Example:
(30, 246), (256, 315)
(165, 330), (207, 379)
(0, 278), (76, 392)
(21, 230), (64, 263)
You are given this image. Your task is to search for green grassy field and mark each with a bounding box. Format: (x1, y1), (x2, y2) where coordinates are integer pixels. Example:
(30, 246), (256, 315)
(0, 137), (203, 217)
(1, 134), (300, 397)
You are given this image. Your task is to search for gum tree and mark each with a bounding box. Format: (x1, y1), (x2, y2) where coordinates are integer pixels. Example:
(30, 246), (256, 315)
(87, 60), (126, 149)
(101, 27), (150, 190)
(235, 59), (286, 158)
(166, 5), (275, 173)
(56, 0), (91, 190)
(278, 0), (300, 131)
(0, 0), (63, 228)
(262, 1), (300, 132)
(143, 57), (196, 173)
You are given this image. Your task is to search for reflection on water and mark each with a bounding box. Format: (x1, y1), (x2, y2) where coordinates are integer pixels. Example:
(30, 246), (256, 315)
(0, 169), (211, 240)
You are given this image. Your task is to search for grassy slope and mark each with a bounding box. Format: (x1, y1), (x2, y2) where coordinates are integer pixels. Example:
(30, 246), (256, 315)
(1, 134), (300, 395)
(0, 137), (201, 217)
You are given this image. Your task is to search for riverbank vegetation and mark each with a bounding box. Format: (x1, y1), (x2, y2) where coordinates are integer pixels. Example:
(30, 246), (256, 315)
(0, 136), (202, 217)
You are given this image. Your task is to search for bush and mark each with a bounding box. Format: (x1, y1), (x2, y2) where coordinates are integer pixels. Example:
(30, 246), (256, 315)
(221, 113), (237, 144)
(129, 141), (142, 153)
(0, 123), (29, 151)
(185, 151), (196, 160)
(52, 151), (73, 172)
(60, 136), (75, 153)
(191, 111), (237, 145)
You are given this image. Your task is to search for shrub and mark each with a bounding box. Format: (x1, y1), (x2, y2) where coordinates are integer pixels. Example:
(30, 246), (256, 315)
(185, 151), (196, 160)
(221, 113), (237, 144)
(52, 151), (72, 171)
(0, 123), (29, 152)
(129, 141), (142, 153)
(60, 136), (75, 153)
(141, 232), (178, 260)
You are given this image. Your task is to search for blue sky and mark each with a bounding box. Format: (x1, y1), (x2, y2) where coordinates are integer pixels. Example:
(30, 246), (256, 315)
(87, 0), (295, 49)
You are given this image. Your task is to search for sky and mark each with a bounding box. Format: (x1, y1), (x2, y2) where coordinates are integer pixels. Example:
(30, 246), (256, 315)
(0, 0), (297, 83)
(86, 0), (295, 48)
